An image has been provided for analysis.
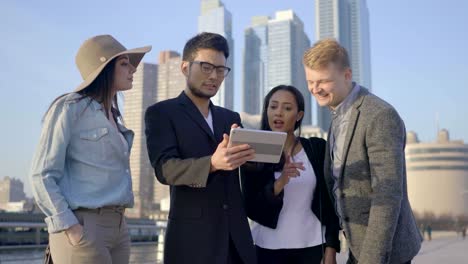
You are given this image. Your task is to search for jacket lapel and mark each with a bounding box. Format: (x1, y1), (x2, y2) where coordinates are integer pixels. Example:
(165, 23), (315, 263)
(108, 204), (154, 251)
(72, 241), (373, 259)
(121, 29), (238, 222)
(301, 138), (317, 173)
(301, 138), (323, 188)
(324, 124), (336, 199)
(177, 92), (217, 144)
(211, 105), (226, 143)
(338, 88), (368, 182)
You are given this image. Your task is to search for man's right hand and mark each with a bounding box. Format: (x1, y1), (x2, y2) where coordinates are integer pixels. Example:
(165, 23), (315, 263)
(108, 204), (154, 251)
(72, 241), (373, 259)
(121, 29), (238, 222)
(210, 133), (255, 172)
(65, 223), (83, 246)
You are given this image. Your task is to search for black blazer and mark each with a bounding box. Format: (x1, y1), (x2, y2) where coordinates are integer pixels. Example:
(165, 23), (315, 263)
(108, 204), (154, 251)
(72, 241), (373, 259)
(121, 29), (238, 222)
(241, 137), (341, 251)
(145, 92), (256, 264)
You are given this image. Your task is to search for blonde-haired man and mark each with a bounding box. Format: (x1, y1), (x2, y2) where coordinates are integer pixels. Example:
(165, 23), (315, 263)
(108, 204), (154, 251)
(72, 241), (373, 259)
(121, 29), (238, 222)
(303, 39), (422, 264)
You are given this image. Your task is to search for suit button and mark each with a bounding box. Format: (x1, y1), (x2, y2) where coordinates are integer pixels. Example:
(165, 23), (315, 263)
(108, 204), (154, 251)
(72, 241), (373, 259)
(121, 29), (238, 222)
(340, 193), (346, 198)
(344, 216), (350, 222)
(223, 204), (229, 210)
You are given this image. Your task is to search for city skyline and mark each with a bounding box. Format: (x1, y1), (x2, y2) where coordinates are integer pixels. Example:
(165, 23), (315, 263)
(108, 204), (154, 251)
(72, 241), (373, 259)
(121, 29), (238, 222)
(1, 0), (468, 196)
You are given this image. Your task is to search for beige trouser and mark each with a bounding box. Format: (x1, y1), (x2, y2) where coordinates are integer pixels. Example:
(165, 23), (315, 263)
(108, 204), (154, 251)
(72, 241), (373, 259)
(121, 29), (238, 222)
(49, 207), (130, 264)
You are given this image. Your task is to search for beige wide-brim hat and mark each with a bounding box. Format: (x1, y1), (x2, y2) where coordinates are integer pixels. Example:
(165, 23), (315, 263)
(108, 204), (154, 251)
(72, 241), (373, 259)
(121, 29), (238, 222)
(74, 34), (152, 91)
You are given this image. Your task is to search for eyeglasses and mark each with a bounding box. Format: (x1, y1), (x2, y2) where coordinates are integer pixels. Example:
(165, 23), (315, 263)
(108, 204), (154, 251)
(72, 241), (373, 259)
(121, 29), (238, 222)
(190, 61), (231, 77)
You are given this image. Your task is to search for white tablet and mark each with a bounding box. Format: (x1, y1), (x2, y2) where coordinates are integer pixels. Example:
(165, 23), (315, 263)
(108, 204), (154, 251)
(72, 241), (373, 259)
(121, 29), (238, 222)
(228, 128), (287, 163)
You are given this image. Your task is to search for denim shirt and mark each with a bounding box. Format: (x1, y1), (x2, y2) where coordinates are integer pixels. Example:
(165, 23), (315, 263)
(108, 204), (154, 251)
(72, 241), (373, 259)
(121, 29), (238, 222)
(30, 93), (134, 233)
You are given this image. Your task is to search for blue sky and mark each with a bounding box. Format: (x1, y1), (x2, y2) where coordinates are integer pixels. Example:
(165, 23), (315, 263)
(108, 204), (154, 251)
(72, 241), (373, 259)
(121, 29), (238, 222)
(1, 0), (467, 196)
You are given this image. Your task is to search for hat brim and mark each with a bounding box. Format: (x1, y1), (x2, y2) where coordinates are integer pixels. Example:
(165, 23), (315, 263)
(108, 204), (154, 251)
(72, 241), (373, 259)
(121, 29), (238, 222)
(74, 45), (152, 92)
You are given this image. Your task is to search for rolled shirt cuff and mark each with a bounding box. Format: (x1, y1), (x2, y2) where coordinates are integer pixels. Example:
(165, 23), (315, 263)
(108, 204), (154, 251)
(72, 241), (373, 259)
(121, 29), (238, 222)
(45, 209), (79, 233)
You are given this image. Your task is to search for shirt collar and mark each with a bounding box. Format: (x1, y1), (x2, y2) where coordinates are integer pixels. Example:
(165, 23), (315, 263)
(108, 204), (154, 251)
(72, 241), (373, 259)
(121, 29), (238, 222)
(332, 82), (360, 118)
(88, 97), (103, 111)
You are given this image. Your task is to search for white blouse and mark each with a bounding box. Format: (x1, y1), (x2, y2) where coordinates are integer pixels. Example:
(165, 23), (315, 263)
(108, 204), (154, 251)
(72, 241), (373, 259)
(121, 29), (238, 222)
(251, 148), (325, 249)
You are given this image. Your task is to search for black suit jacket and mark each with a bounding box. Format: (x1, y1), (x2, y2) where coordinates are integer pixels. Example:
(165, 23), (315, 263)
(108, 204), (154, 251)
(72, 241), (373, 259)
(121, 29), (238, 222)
(241, 137), (340, 251)
(145, 91), (256, 264)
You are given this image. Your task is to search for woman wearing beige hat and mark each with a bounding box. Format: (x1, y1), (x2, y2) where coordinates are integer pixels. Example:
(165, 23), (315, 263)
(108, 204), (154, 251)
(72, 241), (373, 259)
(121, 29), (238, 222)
(29, 35), (151, 263)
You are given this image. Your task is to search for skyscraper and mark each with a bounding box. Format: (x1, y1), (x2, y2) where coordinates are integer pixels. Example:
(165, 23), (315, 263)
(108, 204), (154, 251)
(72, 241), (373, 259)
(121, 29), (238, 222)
(315, 0), (372, 131)
(315, 0), (351, 50)
(349, 0), (372, 90)
(123, 62), (158, 218)
(198, 0), (234, 110)
(243, 10), (312, 124)
(243, 16), (269, 115)
(156, 51), (186, 102)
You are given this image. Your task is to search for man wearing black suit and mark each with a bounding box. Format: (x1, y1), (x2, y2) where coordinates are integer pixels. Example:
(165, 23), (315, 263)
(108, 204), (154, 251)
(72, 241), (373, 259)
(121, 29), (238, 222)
(145, 32), (256, 264)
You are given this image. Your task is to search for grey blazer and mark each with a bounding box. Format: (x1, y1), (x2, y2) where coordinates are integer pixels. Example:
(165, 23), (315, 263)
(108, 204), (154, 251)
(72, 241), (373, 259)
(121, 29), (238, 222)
(324, 88), (422, 264)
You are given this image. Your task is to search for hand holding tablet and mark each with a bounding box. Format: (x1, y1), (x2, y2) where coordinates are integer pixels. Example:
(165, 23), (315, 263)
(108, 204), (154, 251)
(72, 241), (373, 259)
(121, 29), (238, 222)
(228, 128), (287, 163)
(210, 126), (255, 172)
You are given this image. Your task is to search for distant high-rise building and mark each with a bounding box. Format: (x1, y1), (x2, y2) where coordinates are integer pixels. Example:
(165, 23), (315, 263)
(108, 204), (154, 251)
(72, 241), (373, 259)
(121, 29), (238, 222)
(406, 130), (468, 217)
(123, 62), (158, 218)
(243, 10), (312, 124)
(316, 0), (352, 51)
(268, 10), (312, 125)
(198, 0), (234, 110)
(243, 16), (269, 115)
(0, 176), (26, 203)
(156, 51), (186, 102)
(315, 0), (372, 131)
(348, 0), (372, 90)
